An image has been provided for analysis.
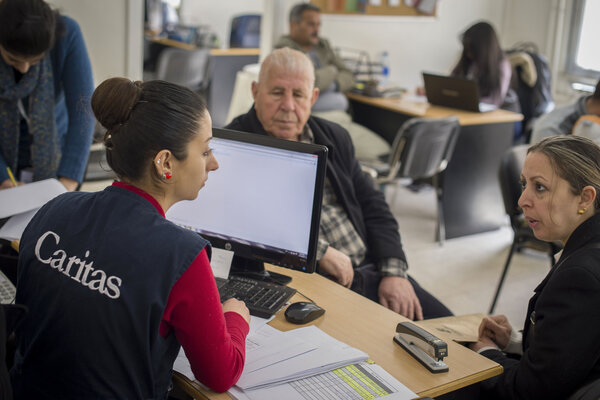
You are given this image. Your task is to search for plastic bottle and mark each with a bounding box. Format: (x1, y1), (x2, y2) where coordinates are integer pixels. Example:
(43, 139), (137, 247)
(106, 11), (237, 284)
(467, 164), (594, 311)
(380, 51), (390, 87)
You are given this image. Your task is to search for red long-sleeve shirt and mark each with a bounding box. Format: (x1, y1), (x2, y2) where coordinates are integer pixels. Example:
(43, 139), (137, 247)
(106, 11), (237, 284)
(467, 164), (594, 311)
(115, 182), (249, 392)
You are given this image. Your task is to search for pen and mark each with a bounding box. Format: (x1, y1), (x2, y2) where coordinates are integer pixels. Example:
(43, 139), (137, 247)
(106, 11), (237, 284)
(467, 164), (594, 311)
(6, 167), (17, 187)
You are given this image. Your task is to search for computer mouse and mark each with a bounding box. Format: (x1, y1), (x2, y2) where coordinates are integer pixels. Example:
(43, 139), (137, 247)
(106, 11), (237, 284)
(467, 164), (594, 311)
(284, 302), (325, 324)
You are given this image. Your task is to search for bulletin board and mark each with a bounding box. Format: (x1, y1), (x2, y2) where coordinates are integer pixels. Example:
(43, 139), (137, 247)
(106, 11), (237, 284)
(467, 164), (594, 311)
(309, 0), (437, 17)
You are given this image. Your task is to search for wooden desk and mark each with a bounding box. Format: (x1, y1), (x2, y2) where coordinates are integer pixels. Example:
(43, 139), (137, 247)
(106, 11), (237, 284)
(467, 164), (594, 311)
(347, 92), (523, 239)
(145, 36), (261, 57)
(173, 265), (501, 399)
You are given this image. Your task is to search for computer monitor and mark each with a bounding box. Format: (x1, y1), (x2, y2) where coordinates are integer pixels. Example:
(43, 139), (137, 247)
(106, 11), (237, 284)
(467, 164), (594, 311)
(166, 128), (328, 284)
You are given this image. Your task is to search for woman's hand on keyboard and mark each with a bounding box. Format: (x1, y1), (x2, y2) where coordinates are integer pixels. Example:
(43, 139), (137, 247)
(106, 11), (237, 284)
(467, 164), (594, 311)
(223, 298), (251, 324)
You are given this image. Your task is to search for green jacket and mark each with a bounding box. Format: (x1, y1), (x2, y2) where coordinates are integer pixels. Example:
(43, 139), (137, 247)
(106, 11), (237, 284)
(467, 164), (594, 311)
(275, 35), (355, 92)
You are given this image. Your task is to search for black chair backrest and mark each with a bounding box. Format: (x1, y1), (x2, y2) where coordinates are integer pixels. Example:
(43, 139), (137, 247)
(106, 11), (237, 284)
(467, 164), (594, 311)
(569, 378), (600, 400)
(389, 117), (460, 180)
(1, 304), (27, 400)
(230, 14), (261, 48)
(498, 144), (529, 220)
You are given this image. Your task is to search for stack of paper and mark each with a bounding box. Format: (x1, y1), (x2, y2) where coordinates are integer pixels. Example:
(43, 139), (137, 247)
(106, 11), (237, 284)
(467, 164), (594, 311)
(230, 361), (417, 400)
(236, 325), (368, 390)
(0, 179), (66, 240)
(174, 322), (417, 399)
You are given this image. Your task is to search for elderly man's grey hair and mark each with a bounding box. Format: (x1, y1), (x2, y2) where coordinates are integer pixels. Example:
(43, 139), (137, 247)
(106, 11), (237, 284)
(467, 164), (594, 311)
(289, 3), (320, 23)
(258, 47), (316, 90)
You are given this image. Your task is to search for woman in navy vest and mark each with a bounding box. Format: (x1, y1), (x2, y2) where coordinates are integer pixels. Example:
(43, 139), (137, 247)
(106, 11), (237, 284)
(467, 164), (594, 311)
(11, 78), (250, 399)
(0, 0), (95, 191)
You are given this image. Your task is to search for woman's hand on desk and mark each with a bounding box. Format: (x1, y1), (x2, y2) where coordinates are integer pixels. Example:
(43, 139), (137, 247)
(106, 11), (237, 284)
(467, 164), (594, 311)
(0, 177), (78, 191)
(0, 179), (23, 189)
(469, 336), (499, 352)
(58, 177), (79, 192)
(223, 298), (251, 324)
(478, 315), (512, 349)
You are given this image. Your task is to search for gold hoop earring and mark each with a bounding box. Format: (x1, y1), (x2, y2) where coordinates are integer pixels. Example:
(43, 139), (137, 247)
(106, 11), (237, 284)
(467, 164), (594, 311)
(578, 208), (587, 215)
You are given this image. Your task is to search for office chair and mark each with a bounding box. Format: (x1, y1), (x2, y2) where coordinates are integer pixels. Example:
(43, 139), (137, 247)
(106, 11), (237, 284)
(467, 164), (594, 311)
(82, 123), (117, 183)
(489, 145), (560, 314)
(1, 304), (27, 400)
(568, 378), (600, 400)
(155, 47), (211, 95)
(360, 116), (460, 243)
(229, 14), (261, 48)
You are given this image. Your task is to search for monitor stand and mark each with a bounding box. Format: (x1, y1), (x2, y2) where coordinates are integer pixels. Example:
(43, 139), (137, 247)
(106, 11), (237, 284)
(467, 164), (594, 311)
(229, 255), (292, 286)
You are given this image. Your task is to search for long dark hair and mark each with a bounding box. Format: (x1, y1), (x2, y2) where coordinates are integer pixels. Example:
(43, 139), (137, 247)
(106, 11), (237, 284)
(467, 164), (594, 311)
(91, 78), (208, 182)
(451, 21), (505, 99)
(0, 0), (61, 56)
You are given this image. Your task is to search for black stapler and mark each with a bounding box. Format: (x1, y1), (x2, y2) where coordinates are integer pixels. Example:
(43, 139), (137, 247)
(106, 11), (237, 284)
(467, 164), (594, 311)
(393, 321), (449, 373)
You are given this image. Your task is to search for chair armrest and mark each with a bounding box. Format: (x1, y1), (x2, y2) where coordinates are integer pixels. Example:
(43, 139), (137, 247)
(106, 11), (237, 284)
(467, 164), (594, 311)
(360, 165), (378, 181)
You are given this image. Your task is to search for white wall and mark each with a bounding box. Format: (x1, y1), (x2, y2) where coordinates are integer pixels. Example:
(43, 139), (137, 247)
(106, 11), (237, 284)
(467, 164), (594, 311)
(501, 0), (554, 55)
(499, 0), (585, 106)
(179, 0), (263, 49)
(49, 0), (144, 85)
(46, 0), (578, 107)
(269, 0), (507, 91)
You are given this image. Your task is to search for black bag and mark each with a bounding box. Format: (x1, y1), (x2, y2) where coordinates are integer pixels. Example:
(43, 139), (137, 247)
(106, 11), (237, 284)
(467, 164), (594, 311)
(507, 42), (554, 138)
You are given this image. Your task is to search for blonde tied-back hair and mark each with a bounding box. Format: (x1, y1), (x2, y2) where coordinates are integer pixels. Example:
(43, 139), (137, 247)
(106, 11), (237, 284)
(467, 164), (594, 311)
(528, 135), (600, 211)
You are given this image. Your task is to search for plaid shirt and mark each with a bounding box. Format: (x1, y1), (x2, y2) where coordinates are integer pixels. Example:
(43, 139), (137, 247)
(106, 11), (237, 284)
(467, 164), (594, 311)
(300, 126), (407, 278)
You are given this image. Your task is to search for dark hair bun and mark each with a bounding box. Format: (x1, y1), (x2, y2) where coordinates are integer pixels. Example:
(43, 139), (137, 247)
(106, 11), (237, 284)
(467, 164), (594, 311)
(91, 77), (143, 131)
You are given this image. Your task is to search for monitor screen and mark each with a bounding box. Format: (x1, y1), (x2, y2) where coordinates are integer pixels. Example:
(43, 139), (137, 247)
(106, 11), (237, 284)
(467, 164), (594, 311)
(166, 128), (327, 277)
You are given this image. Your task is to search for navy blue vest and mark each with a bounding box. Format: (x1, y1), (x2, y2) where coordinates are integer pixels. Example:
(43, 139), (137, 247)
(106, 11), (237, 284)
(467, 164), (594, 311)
(11, 185), (208, 400)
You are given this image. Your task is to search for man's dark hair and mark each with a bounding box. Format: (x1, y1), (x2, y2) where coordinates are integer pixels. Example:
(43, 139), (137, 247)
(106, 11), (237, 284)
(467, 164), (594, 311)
(289, 3), (320, 23)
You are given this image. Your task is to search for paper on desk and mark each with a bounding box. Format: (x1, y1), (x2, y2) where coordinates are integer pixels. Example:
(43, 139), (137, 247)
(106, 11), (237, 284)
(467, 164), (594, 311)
(415, 313), (486, 343)
(249, 314), (274, 334)
(400, 94), (428, 103)
(243, 324), (317, 374)
(210, 247), (234, 279)
(236, 325), (368, 390)
(0, 178), (66, 218)
(230, 361), (417, 400)
(0, 209), (38, 241)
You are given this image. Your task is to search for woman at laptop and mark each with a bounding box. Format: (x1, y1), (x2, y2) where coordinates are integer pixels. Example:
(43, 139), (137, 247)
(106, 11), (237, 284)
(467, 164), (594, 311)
(450, 21), (512, 108)
(470, 136), (600, 399)
(11, 78), (250, 398)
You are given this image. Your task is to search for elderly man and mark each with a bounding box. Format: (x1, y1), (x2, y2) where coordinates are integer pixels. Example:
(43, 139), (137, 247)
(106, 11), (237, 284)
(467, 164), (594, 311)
(226, 48), (451, 320)
(275, 3), (354, 112)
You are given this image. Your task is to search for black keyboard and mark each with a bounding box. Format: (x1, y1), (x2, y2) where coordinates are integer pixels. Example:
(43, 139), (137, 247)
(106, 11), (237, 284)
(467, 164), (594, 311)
(216, 276), (297, 318)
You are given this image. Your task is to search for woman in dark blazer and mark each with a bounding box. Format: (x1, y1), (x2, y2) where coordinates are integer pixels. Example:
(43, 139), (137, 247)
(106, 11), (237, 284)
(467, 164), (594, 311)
(470, 135), (600, 399)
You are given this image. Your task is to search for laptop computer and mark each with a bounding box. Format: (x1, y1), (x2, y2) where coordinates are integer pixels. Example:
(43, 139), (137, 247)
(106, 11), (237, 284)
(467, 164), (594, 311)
(422, 72), (497, 113)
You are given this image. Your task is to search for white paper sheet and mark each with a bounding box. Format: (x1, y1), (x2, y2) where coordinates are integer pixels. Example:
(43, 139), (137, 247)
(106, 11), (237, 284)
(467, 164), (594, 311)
(233, 362), (417, 400)
(210, 247), (234, 279)
(0, 178), (66, 218)
(235, 326), (368, 390)
(0, 209), (38, 240)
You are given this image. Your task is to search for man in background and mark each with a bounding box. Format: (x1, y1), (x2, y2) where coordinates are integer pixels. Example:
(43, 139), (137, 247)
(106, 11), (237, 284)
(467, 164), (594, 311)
(227, 48), (452, 320)
(275, 3), (354, 111)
